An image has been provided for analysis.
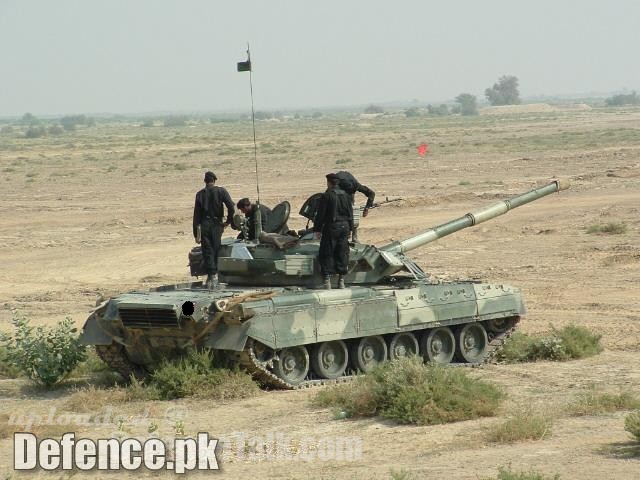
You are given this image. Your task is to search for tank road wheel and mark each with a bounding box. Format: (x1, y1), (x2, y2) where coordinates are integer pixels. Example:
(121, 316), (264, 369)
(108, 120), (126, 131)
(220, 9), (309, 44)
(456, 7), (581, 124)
(388, 332), (419, 360)
(455, 323), (489, 363)
(273, 346), (310, 386)
(312, 341), (348, 379)
(350, 336), (387, 373)
(420, 327), (455, 364)
(486, 317), (514, 334)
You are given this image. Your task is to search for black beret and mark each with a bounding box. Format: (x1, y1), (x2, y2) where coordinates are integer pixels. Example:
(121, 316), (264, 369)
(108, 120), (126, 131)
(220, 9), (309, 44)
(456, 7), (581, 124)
(204, 171), (217, 182)
(326, 173), (340, 181)
(237, 197), (251, 209)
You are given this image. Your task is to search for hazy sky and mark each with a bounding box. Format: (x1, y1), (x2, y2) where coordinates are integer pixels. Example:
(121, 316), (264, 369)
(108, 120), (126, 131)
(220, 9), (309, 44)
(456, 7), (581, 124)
(1, 0), (638, 116)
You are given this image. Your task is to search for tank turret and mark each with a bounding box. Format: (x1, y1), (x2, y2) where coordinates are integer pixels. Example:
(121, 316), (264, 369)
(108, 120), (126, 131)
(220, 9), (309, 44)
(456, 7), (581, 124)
(205, 179), (569, 287)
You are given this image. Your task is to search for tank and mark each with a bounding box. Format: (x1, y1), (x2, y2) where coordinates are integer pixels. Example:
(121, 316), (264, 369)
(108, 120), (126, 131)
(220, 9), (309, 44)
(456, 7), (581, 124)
(80, 179), (569, 388)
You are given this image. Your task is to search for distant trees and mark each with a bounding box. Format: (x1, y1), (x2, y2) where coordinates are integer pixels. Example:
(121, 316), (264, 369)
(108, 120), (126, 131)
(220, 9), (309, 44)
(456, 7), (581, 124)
(404, 107), (420, 117)
(605, 91), (639, 106)
(455, 93), (478, 116)
(312, 111), (323, 119)
(47, 124), (64, 135)
(21, 113), (40, 126)
(163, 116), (188, 127)
(485, 75), (520, 106)
(364, 104), (384, 114)
(60, 114), (94, 131)
(427, 104), (449, 116)
(141, 119), (155, 127)
(24, 126), (46, 138)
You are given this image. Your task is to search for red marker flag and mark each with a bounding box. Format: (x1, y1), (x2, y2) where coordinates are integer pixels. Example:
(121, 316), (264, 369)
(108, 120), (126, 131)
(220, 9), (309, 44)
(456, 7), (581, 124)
(417, 143), (428, 156)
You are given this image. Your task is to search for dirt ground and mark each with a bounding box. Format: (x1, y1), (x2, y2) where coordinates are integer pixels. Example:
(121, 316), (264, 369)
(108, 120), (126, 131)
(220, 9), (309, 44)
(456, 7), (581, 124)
(0, 107), (639, 478)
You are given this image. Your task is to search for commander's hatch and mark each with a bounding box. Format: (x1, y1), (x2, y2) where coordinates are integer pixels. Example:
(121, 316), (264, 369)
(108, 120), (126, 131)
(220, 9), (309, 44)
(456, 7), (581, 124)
(265, 201), (290, 233)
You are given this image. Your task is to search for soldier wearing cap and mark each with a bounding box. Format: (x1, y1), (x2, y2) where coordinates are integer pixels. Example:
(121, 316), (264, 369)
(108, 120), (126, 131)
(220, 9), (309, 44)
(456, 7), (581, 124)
(313, 173), (353, 289)
(193, 171), (235, 289)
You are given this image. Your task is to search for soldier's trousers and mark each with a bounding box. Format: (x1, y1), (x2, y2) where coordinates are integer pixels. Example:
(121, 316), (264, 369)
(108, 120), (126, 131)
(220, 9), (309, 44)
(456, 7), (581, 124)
(318, 221), (350, 276)
(201, 220), (224, 275)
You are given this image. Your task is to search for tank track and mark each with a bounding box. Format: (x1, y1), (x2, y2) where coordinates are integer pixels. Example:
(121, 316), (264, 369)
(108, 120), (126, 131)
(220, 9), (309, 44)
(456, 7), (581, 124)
(238, 318), (520, 390)
(95, 343), (146, 381)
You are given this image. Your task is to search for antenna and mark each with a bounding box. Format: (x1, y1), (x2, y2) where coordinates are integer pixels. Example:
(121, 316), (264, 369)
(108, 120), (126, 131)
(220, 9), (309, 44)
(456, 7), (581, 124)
(238, 44), (262, 240)
(246, 44), (259, 202)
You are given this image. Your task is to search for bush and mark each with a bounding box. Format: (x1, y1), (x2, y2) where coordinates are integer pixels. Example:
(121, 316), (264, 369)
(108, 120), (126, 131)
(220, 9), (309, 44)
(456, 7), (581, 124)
(567, 390), (640, 416)
(1, 311), (87, 386)
(625, 411), (640, 441)
(485, 409), (552, 443)
(0, 344), (22, 378)
(149, 349), (258, 400)
(24, 126), (46, 138)
(498, 325), (602, 363)
(163, 116), (188, 127)
(314, 356), (504, 425)
(482, 465), (560, 480)
(586, 222), (627, 234)
(364, 104), (384, 114)
(47, 124), (64, 135)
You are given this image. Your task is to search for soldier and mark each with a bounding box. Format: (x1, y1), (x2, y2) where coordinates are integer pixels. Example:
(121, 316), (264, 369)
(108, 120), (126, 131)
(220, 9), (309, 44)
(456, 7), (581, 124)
(193, 171), (235, 289)
(314, 173), (353, 290)
(335, 171), (375, 242)
(236, 198), (272, 240)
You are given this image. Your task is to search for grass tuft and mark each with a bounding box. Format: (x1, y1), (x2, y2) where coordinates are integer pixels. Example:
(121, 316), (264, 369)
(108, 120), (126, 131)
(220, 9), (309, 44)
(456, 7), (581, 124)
(625, 411), (640, 441)
(567, 390), (640, 416)
(148, 349), (258, 401)
(498, 325), (602, 363)
(485, 409), (552, 443)
(314, 356), (504, 425)
(482, 465), (560, 480)
(586, 222), (627, 234)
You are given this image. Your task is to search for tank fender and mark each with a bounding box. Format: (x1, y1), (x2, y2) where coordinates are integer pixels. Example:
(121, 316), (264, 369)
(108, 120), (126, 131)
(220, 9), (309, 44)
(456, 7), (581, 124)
(204, 323), (251, 351)
(79, 311), (113, 346)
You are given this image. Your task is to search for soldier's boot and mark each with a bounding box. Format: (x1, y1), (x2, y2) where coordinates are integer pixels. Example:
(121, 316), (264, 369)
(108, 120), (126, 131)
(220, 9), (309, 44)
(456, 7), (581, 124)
(337, 275), (346, 289)
(323, 275), (332, 290)
(205, 274), (218, 289)
(351, 228), (359, 243)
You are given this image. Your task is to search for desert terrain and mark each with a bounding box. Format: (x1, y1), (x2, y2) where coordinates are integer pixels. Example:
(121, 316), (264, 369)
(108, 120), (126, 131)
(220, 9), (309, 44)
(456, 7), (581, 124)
(0, 107), (639, 478)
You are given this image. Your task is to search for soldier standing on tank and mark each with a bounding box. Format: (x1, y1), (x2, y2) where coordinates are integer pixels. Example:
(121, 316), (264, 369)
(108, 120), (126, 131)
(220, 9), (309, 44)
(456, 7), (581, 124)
(335, 171), (375, 242)
(314, 173), (353, 290)
(193, 171), (235, 289)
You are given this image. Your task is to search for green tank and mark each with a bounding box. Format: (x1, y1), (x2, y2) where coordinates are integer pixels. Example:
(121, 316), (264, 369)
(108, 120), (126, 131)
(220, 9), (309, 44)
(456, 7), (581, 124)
(80, 179), (569, 388)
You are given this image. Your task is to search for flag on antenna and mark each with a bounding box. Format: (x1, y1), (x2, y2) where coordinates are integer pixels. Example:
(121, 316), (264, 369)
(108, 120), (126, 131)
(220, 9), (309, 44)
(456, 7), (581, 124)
(237, 60), (251, 72)
(417, 143), (429, 156)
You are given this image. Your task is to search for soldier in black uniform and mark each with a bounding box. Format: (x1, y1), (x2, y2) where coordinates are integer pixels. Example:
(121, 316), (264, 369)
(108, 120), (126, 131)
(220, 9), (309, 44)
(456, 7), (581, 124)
(335, 171), (375, 242)
(193, 171), (235, 288)
(314, 173), (353, 290)
(236, 198), (272, 240)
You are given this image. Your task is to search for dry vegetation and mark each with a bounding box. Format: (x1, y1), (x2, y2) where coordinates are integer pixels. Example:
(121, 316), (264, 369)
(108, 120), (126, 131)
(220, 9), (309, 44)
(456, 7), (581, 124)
(1, 106), (639, 478)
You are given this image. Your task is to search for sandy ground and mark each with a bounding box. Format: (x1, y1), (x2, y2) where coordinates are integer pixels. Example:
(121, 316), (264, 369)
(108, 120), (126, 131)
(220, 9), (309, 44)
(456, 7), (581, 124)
(0, 107), (639, 478)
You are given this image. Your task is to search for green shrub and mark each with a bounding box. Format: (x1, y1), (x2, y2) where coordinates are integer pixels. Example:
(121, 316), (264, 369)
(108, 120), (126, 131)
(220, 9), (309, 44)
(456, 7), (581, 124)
(149, 349), (258, 400)
(567, 390), (640, 416)
(485, 409), (552, 443)
(498, 325), (602, 363)
(482, 465), (560, 480)
(1, 311), (87, 386)
(0, 344), (22, 378)
(625, 411), (640, 441)
(314, 356), (504, 425)
(586, 222), (627, 234)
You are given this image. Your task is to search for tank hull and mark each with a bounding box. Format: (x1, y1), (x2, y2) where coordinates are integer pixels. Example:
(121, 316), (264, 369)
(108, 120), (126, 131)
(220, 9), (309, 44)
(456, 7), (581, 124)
(81, 279), (524, 388)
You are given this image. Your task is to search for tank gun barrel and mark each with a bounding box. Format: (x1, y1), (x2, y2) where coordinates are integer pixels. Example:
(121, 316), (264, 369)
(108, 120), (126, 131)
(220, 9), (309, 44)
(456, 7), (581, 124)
(381, 179), (569, 254)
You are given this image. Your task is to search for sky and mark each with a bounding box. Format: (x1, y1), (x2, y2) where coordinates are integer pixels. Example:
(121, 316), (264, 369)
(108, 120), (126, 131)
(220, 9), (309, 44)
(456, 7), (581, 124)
(0, 0), (639, 116)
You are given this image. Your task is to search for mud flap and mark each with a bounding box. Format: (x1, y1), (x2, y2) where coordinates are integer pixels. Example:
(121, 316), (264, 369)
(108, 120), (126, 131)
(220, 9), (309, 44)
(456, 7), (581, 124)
(204, 323), (250, 351)
(79, 317), (113, 345)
